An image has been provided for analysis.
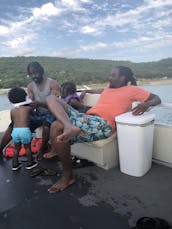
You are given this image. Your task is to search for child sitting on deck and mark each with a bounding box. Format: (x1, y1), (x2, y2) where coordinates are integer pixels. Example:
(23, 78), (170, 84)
(8, 87), (38, 171)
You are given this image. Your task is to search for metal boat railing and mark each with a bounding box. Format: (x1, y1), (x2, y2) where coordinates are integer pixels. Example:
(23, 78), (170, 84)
(158, 103), (172, 108)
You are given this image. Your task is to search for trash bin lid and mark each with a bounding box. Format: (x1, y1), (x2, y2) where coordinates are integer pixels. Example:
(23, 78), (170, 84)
(115, 112), (155, 125)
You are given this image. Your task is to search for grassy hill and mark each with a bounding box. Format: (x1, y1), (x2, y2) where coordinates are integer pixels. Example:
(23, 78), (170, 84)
(0, 56), (172, 88)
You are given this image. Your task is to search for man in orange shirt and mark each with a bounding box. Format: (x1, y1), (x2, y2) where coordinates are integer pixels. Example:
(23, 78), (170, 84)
(45, 66), (161, 193)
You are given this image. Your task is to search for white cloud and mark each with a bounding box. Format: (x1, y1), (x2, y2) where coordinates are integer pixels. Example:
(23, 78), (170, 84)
(32, 2), (61, 18)
(0, 3), (61, 38)
(60, 0), (79, 8)
(144, 0), (172, 8)
(0, 0), (171, 61)
(0, 20), (32, 39)
(110, 33), (172, 51)
(13, 47), (35, 56)
(80, 0), (92, 3)
(59, 0), (90, 11)
(0, 25), (9, 35)
(51, 42), (107, 58)
(144, 36), (172, 49)
(85, 0), (172, 35)
(80, 42), (107, 51)
(3, 34), (36, 49)
(80, 25), (100, 35)
(0, 2), (64, 56)
(51, 47), (78, 57)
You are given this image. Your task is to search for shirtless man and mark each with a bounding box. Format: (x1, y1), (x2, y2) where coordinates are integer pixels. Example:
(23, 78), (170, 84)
(27, 61), (60, 160)
(0, 62), (60, 159)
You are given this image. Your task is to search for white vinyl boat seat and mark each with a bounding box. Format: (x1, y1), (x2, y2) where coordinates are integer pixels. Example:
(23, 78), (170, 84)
(71, 93), (119, 170)
(35, 93), (119, 170)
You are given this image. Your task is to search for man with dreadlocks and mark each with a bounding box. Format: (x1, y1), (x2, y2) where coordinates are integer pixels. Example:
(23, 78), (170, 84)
(0, 62), (60, 160)
(45, 66), (161, 193)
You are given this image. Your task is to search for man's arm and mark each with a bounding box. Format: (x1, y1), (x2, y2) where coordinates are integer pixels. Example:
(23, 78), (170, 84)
(85, 88), (104, 94)
(27, 83), (42, 109)
(27, 83), (34, 101)
(50, 79), (61, 97)
(70, 99), (87, 111)
(132, 93), (161, 115)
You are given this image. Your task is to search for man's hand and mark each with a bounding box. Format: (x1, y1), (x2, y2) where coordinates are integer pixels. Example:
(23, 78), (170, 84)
(132, 93), (161, 115)
(30, 101), (36, 109)
(132, 102), (150, 115)
(80, 91), (87, 100)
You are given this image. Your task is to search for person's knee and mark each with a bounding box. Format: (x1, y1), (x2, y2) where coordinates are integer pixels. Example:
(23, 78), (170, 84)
(46, 95), (63, 106)
(51, 121), (63, 136)
(52, 121), (62, 130)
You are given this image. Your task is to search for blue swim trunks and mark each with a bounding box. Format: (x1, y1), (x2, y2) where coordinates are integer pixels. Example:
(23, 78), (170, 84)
(11, 128), (32, 144)
(68, 106), (112, 144)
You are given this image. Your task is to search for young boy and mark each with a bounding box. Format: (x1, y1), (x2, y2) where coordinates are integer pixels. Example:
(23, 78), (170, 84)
(8, 87), (38, 171)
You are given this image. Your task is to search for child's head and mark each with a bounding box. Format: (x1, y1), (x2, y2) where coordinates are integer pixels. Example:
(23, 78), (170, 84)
(8, 87), (27, 104)
(61, 81), (77, 98)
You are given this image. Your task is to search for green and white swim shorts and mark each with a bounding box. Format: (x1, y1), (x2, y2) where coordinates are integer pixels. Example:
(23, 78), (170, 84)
(68, 106), (112, 144)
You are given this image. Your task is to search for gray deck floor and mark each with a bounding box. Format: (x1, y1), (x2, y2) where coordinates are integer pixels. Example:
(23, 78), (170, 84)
(0, 157), (172, 229)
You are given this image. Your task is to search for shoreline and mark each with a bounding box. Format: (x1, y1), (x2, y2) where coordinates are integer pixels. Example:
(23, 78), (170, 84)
(0, 79), (172, 94)
(137, 78), (172, 86)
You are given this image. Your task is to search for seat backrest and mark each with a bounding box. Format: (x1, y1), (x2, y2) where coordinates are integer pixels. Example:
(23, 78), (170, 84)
(82, 93), (100, 107)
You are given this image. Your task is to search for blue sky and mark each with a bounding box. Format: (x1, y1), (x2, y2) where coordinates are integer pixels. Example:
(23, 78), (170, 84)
(0, 0), (172, 62)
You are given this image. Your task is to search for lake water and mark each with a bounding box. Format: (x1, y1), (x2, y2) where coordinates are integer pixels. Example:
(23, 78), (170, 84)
(142, 84), (172, 126)
(0, 84), (172, 126)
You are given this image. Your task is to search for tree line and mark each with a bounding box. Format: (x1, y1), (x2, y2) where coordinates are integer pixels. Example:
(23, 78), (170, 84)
(0, 56), (171, 88)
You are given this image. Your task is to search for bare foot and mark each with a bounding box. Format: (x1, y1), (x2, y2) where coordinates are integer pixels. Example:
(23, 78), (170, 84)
(43, 151), (57, 159)
(57, 126), (80, 142)
(48, 176), (75, 193)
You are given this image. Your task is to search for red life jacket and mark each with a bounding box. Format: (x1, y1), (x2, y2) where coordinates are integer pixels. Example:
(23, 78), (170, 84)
(5, 138), (42, 157)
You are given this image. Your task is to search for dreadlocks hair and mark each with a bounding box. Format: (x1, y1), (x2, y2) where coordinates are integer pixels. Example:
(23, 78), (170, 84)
(116, 66), (137, 86)
(61, 81), (77, 97)
(27, 61), (44, 76)
(8, 87), (27, 104)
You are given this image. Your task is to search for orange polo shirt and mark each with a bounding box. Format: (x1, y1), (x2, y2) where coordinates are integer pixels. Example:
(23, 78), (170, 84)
(86, 85), (150, 130)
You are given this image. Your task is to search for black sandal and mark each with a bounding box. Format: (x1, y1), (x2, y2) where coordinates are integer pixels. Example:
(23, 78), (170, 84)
(30, 166), (44, 177)
(30, 166), (57, 177)
(72, 156), (94, 169)
(40, 168), (57, 176)
(131, 217), (171, 229)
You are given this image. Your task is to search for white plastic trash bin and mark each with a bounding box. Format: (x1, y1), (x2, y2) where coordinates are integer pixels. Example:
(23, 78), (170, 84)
(115, 111), (155, 177)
